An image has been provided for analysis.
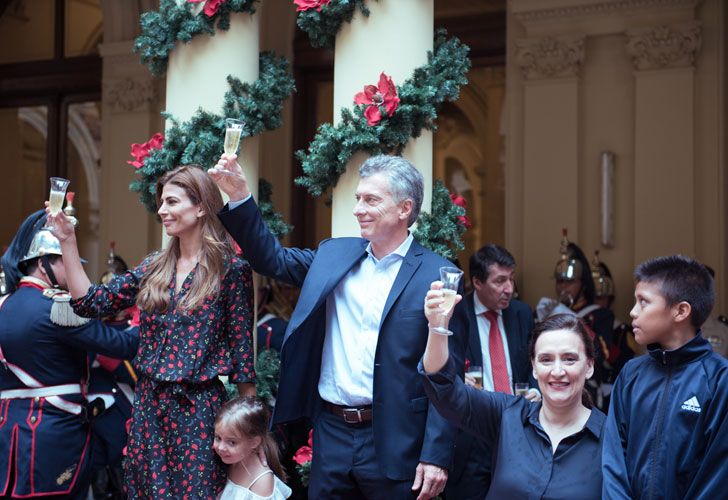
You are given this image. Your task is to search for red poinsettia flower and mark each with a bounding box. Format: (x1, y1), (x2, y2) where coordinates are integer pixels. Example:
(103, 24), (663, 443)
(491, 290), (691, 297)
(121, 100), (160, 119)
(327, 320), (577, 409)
(354, 72), (400, 126)
(188, 0), (225, 17)
(127, 133), (164, 169)
(450, 192), (472, 229)
(294, 0), (331, 12)
(292, 430), (314, 464)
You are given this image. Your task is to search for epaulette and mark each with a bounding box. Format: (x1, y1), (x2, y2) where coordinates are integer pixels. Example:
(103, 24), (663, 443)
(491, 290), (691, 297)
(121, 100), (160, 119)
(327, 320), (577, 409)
(48, 290), (90, 327)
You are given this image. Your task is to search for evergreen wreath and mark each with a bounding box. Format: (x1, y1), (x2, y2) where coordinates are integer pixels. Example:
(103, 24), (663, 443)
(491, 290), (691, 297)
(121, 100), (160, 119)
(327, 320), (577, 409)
(135, 0), (260, 77)
(130, 51), (296, 219)
(258, 179), (294, 239)
(296, 0), (370, 48)
(294, 30), (470, 198)
(252, 348), (281, 404)
(412, 181), (466, 261)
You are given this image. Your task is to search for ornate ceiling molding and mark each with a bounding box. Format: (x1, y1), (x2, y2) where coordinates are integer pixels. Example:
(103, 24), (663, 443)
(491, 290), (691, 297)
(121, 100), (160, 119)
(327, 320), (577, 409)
(625, 21), (701, 70)
(513, 0), (701, 24)
(104, 77), (160, 112)
(514, 36), (585, 80)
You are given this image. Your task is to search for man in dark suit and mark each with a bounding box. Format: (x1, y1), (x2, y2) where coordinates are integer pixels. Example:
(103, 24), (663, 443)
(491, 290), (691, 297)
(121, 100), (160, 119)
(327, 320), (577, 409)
(211, 154), (467, 499)
(444, 244), (537, 500)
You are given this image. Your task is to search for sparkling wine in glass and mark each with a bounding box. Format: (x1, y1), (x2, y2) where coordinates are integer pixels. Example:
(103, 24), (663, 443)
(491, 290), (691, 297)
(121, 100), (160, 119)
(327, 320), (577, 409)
(435, 266), (463, 335)
(46, 177), (70, 230)
(224, 118), (244, 156)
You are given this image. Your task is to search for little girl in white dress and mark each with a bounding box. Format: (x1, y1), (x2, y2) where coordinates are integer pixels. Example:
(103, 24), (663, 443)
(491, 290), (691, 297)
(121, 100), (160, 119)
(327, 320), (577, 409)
(214, 397), (292, 500)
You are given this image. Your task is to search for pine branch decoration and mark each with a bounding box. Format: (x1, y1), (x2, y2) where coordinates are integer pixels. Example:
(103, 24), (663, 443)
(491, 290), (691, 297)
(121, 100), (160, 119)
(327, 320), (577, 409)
(135, 0), (259, 77)
(296, 0), (370, 48)
(130, 51), (295, 214)
(294, 31), (470, 199)
(413, 180), (467, 261)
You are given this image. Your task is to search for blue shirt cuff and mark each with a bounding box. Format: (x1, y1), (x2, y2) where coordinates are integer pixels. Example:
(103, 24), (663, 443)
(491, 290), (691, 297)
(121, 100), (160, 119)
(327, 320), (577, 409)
(228, 193), (252, 209)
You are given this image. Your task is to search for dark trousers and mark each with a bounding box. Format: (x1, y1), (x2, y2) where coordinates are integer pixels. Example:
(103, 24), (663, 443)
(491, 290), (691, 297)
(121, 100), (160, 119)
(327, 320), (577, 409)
(309, 410), (414, 499)
(444, 437), (491, 500)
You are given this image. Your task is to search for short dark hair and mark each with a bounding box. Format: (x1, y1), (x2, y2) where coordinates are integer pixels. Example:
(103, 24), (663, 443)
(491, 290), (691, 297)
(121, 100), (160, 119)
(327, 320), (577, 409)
(528, 314), (595, 408)
(469, 244), (516, 282)
(634, 255), (715, 328)
(20, 255), (61, 275)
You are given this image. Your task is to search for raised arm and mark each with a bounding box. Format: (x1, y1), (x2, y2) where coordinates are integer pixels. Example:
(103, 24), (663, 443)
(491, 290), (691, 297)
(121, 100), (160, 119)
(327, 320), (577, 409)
(46, 208), (91, 299)
(423, 281), (461, 374)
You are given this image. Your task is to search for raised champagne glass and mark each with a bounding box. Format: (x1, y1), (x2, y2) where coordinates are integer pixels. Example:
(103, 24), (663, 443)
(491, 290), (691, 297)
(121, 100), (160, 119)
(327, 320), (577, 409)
(433, 266), (463, 335)
(46, 177), (70, 230)
(224, 118), (244, 157)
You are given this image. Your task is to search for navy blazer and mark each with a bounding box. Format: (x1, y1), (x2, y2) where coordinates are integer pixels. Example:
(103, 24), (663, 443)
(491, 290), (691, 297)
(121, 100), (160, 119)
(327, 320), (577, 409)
(450, 293), (535, 487)
(462, 293), (534, 385)
(219, 199), (468, 480)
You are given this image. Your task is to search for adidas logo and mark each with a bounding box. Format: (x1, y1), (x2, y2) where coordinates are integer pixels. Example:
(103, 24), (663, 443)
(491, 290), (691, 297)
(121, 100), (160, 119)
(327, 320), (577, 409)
(681, 396), (702, 413)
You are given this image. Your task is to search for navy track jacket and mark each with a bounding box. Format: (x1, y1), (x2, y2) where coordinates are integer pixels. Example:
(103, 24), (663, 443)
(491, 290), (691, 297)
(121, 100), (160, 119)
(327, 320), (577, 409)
(602, 333), (728, 499)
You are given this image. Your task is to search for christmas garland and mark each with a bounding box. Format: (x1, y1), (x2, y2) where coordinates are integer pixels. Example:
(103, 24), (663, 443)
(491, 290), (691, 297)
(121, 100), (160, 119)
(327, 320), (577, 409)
(258, 179), (294, 239)
(295, 0), (370, 48)
(135, 0), (260, 77)
(252, 348), (281, 404)
(130, 51), (296, 218)
(295, 31), (470, 198)
(412, 181), (466, 261)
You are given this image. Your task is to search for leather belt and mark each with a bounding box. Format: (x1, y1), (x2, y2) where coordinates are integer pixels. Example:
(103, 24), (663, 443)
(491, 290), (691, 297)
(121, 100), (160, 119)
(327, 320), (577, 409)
(325, 402), (373, 424)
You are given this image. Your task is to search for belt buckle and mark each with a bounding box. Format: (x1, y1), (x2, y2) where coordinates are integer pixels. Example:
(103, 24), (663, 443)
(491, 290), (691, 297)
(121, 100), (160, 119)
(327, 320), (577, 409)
(342, 408), (363, 424)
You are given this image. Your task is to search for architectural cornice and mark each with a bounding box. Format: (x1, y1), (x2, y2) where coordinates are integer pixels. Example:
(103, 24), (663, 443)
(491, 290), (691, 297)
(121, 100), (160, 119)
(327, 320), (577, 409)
(104, 77), (159, 112)
(514, 35), (585, 80)
(513, 0), (701, 24)
(625, 21), (701, 70)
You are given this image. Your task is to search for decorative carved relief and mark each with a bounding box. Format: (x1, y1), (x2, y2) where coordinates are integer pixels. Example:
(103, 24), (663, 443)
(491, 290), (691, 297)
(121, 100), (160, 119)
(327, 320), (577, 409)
(514, 36), (585, 80)
(104, 78), (159, 112)
(514, 0), (701, 24)
(626, 22), (701, 70)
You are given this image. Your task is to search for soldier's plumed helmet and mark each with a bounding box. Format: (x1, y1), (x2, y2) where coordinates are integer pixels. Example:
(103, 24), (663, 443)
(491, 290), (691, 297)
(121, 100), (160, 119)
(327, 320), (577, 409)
(1, 210), (49, 293)
(20, 227), (63, 263)
(591, 253), (615, 298)
(554, 231), (583, 281)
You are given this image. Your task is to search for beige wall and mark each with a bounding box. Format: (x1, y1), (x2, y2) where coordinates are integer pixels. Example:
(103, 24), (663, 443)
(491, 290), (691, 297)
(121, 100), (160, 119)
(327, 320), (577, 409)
(507, 0), (726, 320)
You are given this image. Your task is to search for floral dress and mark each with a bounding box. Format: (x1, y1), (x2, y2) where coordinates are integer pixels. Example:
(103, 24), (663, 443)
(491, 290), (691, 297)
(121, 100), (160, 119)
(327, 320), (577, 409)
(72, 255), (255, 499)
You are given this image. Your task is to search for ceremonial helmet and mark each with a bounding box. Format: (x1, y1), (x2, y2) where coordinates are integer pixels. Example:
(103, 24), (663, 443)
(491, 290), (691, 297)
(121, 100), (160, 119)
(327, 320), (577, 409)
(591, 251), (615, 298)
(553, 228), (583, 281)
(20, 227), (63, 263)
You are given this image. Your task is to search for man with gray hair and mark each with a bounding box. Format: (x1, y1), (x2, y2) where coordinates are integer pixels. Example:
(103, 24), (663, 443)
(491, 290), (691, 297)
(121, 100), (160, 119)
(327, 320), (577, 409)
(211, 153), (466, 499)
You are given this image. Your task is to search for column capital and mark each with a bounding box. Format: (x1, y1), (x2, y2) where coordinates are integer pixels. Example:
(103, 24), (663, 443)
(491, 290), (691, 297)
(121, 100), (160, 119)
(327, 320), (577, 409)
(625, 21), (701, 71)
(514, 35), (585, 80)
(103, 77), (161, 113)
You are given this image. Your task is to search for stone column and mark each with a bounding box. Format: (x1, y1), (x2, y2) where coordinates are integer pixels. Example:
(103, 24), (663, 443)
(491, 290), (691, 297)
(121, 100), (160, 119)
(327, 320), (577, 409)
(99, 40), (164, 272)
(330, 0), (433, 237)
(514, 35), (584, 302)
(165, 11), (261, 202)
(626, 22), (701, 262)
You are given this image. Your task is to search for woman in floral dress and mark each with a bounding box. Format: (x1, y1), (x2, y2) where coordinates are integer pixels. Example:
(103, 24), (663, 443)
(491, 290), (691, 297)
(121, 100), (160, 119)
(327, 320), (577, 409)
(48, 165), (255, 498)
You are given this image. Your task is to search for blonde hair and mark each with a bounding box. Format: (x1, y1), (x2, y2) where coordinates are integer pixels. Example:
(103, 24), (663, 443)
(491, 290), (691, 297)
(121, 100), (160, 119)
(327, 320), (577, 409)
(136, 165), (235, 313)
(215, 396), (287, 481)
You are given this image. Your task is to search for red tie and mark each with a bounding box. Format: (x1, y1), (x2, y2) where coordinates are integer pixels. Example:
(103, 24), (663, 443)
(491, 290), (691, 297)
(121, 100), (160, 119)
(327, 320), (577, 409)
(484, 310), (511, 394)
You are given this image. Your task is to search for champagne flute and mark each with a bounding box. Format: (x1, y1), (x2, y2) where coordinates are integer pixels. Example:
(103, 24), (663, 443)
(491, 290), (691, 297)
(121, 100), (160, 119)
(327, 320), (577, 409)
(433, 266), (463, 335)
(224, 118), (244, 157)
(46, 177), (70, 231)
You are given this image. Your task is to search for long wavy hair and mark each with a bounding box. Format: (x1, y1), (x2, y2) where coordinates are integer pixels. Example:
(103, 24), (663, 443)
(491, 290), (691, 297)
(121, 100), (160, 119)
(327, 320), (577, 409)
(136, 165), (235, 313)
(215, 396), (287, 481)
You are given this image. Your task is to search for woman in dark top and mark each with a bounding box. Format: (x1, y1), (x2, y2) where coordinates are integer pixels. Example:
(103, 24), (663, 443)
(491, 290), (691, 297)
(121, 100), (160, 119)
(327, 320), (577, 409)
(421, 283), (605, 499)
(48, 165), (255, 498)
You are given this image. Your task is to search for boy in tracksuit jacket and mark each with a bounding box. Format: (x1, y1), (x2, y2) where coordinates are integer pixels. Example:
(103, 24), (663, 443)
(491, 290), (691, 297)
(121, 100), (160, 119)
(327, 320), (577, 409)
(602, 255), (728, 499)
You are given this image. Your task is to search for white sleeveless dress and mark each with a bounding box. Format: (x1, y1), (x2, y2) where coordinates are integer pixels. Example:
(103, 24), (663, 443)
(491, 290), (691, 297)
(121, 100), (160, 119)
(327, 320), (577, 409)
(218, 470), (292, 500)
